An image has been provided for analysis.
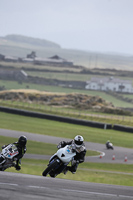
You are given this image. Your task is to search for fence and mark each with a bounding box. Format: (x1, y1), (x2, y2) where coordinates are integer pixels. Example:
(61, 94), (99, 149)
(0, 104), (133, 133)
(0, 99), (133, 127)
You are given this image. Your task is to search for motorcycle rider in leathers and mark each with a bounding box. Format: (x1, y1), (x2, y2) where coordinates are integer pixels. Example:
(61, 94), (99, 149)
(1, 135), (27, 171)
(57, 135), (86, 174)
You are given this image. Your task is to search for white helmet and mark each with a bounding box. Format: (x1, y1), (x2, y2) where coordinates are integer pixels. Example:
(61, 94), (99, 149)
(74, 135), (84, 148)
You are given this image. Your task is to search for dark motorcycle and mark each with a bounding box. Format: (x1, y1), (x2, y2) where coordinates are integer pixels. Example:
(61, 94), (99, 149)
(106, 142), (114, 150)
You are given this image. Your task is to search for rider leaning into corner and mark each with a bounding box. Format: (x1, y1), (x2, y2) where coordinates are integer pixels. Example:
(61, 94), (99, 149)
(57, 135), (86, 174)
(2, 135), (27, 171)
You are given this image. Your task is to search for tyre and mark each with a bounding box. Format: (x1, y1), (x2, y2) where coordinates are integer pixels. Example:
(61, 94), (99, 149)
(42, 160), (59, 177)
(0, 156), (5, 171)
(0, 156), (5, 164)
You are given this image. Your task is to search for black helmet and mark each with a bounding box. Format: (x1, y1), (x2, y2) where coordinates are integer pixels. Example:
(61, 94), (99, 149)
(18, 135), (27, 147)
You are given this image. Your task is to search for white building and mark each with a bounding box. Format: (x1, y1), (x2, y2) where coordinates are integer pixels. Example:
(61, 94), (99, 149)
(85, 77), (133, 93)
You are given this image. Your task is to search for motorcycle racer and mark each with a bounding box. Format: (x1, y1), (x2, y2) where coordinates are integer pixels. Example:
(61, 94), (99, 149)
(57, 135), (86, 174)
(106, 140), (114, 150)
(1, 135), (27, 171)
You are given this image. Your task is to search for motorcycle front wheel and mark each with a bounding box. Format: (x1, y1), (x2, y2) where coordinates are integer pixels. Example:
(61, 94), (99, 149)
(0, 156), (5, 165)
(0, 156), (5, 171)
(42, 160), (59, 177)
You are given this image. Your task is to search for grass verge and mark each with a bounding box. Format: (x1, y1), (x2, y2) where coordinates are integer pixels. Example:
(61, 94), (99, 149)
(5, 159), (133, 186)
(0, 112), (133, 148)
(1, 112), (133, 186)
(0, 100), (133, 127)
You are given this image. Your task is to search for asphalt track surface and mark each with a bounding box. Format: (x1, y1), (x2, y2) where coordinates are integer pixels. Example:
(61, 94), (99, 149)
(0, 128), (133, 164)
(0, 172), (133, 200)
(0, 128), (133, 200)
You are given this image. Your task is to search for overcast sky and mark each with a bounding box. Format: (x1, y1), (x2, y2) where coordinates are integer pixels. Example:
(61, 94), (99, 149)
(0, 0), (133, 55)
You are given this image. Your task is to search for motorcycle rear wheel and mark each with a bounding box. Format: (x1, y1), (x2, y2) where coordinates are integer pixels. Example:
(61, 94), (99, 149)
(42, 160), (59, 177)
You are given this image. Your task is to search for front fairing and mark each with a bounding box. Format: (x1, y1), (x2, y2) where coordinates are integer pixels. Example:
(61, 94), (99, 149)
(56, 145), (76, 163)
(2, 144), (19, 159)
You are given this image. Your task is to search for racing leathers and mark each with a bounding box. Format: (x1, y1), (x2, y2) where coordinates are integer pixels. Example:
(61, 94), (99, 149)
(57, 140), (86, 174)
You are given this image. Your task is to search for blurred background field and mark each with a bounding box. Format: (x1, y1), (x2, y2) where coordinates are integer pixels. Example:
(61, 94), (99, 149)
(0, 112), (133, 148)
(0, 34), (133, 187)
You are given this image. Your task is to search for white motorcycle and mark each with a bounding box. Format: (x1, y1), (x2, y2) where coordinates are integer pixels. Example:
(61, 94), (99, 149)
(0, 144), (19, 171)
(42, 143), (76, 178)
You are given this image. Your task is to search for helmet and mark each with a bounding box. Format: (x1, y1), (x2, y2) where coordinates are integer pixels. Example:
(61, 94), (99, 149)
(18, 135), (27, 147)
(74, 135), (84, 148)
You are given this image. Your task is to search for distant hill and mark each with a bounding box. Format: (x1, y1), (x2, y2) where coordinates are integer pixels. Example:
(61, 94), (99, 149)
(0, 34), (61, 48)
(0, 34), (133, 70)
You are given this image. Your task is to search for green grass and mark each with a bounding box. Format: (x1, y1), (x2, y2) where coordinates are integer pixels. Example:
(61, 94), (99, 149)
(0, 135), (57, 155)
(0, 99), (133, 127)
(123, 94), (133, 99)
(5, 159), (133, 186)
(26, 71), (133, 84)
(0, 111), (133, 148)
(26, 71), (91, 81)
(1, 112), (133, 186)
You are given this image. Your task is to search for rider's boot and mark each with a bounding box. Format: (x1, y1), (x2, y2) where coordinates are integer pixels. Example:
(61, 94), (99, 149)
(63, 166), (70, 175)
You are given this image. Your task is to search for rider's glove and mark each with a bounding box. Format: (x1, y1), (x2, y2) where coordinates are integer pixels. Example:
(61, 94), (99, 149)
(57, 141), (65, 149)
(2, 145), (6, 149)
(57, 144), (61, 149)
